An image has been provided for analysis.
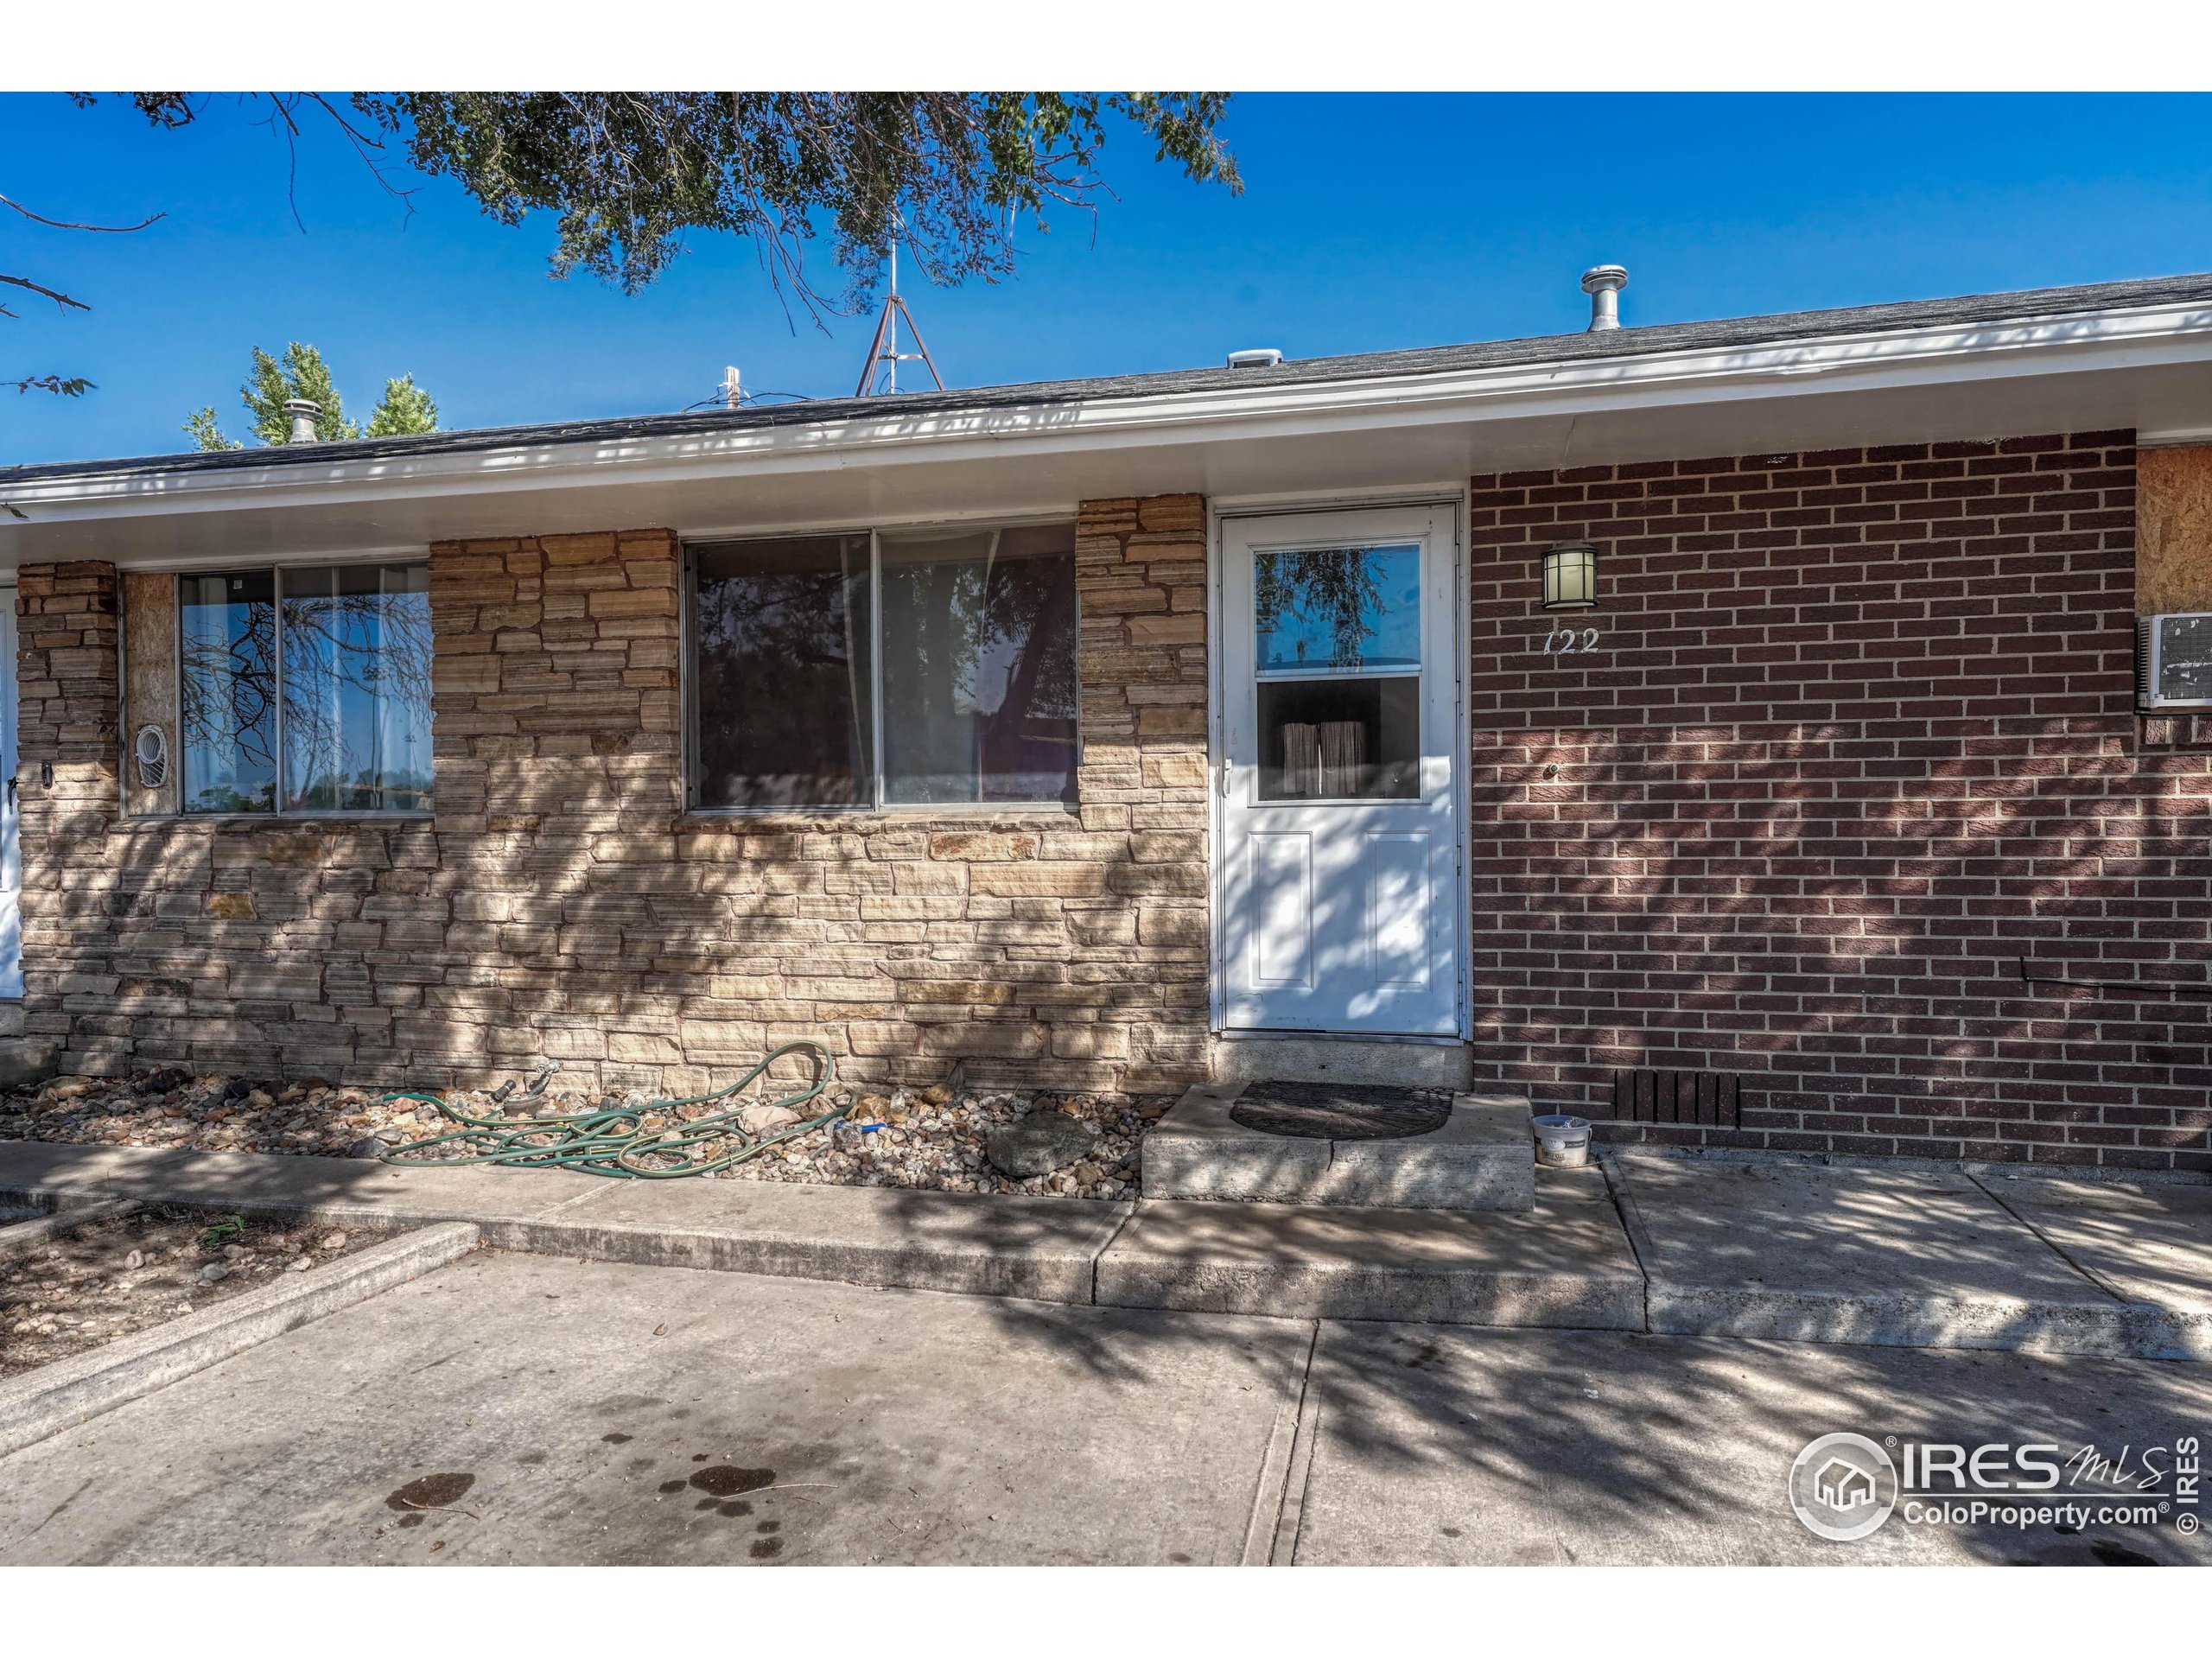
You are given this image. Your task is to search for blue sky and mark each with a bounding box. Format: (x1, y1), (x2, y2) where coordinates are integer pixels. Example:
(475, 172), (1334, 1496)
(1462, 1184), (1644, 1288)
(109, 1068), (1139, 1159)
(7, 92), (2212, 466)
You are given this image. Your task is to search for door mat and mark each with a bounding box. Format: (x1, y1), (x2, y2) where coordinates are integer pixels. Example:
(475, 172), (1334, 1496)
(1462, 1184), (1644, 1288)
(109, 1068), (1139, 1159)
(1229, 1080), (1451, 1141)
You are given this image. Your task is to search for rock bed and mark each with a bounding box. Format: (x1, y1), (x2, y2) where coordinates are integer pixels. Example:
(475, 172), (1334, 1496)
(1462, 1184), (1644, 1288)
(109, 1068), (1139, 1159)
(0, 1071), (1175, 1201)
(1, 1206), (381, 1377)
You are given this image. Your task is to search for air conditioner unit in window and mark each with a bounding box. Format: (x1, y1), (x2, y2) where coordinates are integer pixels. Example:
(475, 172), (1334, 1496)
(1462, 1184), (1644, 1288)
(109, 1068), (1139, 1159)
(2137, 613), (2212, 710)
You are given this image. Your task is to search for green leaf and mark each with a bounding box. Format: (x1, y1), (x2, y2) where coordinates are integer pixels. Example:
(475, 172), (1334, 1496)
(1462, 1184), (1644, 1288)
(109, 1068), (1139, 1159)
(364, 372), (438, 437)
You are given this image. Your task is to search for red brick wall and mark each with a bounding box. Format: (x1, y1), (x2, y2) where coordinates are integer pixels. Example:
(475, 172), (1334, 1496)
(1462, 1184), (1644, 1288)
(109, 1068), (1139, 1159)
(1468, 432), (2212, 1170)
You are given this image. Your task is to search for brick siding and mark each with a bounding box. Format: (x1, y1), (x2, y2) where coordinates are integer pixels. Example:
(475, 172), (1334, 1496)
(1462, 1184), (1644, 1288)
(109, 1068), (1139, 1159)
(1467, 432), (2212, 1170)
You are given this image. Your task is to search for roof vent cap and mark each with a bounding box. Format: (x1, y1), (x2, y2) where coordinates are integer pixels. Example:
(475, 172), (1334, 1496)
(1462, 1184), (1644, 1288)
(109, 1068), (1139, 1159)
(1580, 266), (1628, 332)
(282, 398), (321, 443)
(1226, 347), (1284, 369)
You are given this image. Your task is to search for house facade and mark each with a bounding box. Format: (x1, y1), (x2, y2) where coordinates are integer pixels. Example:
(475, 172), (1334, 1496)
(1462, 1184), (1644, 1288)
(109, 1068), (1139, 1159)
(4, 271), (2212, 1170)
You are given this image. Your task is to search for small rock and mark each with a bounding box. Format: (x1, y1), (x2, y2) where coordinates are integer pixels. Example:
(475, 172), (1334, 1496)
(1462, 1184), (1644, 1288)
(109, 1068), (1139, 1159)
(919, 1082), (955, 1107)
(349, 1137), (386, 1160)
(243, 1090), (273, 1110)
(1069, 1160), (1103, 1186)
(123, 1249), (144, 1270)
(321, 1231), (347, 1251)
(135, 1067), (189, 1095)
(197, 1262), (230, 1284)
(289, 1256), (312, 1273)
(222, 1243), (247, 1261)
(737, 1102), (803, 1136)
(985, 1114), (1098, 1179)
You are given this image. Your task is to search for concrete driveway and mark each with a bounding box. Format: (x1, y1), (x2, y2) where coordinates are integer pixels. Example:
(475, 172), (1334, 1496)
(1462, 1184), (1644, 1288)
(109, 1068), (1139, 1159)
(3, 1248), (2208, 1565)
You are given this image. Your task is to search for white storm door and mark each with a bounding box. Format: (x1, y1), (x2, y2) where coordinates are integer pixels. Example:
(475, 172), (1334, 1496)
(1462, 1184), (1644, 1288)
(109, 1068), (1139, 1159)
(1218, 506), (1460, 1035)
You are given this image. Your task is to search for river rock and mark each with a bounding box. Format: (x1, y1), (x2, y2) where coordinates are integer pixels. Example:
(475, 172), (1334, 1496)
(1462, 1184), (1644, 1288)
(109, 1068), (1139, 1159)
(985, 1114), (1098, 1179)
(738, 1102), (804, 1136)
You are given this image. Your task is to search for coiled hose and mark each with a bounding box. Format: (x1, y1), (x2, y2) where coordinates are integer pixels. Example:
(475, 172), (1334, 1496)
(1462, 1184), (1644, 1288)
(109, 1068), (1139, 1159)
(376, 1039), (844, 1179)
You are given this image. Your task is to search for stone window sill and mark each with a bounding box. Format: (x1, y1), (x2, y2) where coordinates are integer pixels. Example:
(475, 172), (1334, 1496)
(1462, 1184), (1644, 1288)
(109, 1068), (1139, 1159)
(124, 811), (436, 829)
(676, 804), (1079, 834)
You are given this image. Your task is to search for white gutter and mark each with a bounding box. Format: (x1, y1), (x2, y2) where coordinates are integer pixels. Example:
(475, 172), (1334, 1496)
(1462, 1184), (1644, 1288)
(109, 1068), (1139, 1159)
(10, 296), (2212, 525)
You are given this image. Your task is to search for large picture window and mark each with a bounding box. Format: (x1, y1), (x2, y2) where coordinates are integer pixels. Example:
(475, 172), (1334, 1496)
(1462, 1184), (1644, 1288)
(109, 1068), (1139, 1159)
(690, 522), (1079, 810)
(178, 563), (432, 815)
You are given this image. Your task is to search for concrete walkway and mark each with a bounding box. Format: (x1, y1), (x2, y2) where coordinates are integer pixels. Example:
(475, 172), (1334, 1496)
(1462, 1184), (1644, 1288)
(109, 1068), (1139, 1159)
(3, 1137), (2209, 1358)
(3, 1253), (2208, 1565)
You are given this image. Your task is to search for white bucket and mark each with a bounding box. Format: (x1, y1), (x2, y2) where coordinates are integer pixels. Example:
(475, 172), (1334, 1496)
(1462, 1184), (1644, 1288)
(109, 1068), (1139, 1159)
(1530, 1113), (1593, 1168)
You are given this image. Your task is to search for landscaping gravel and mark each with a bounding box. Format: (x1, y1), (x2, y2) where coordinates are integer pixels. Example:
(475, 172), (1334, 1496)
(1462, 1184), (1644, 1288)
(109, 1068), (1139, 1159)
(1, 1205), (383, 1377)
(0, 1072), (1174, 1202)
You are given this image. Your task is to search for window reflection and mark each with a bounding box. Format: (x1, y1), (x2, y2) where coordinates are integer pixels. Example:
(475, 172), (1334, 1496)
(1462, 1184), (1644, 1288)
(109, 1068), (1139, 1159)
(877, 524), (1078, 805)
(280, 565), (432, 811)
(693, 535), (874, 810)
(1255, 543), (1421, 673)
(180, 571), (277, 813)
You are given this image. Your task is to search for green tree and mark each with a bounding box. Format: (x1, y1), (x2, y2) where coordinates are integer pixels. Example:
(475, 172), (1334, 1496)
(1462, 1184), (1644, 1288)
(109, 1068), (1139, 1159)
(360, 92), (1241, 311)
(365, 372), (439, 437)
(20, 92), (1237, 424)
(185, 344), (438, 449)
(97, 92), (1238, 314)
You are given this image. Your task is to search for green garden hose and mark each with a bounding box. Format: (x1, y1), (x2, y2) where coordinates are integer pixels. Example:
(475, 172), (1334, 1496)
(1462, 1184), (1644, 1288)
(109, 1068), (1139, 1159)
(375, 1039), (843, 1179)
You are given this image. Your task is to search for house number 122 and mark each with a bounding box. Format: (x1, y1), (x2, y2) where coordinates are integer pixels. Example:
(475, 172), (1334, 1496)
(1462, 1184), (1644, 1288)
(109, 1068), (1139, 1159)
(1542, 626), (1601, 654)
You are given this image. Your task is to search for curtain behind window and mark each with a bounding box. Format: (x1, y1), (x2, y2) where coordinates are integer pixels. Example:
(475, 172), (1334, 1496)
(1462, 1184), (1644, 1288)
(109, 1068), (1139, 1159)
(877, 523), (1077, 805)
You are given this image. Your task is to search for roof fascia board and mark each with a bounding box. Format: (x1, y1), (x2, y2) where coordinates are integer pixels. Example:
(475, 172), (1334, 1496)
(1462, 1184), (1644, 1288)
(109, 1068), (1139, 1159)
(10, 297), (2209, 525)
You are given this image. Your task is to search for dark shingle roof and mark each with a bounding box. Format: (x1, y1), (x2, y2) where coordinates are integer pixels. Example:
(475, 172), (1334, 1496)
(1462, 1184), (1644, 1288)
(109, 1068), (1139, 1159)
(10, 270), (2212, 486)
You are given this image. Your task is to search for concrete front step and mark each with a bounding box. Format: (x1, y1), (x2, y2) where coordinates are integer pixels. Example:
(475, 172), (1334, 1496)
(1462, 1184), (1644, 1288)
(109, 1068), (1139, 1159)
(1208, 1034), (1473, 1090)
(1098, 1178), (1643, 1328)
(1143, 1083), (1536, 1211)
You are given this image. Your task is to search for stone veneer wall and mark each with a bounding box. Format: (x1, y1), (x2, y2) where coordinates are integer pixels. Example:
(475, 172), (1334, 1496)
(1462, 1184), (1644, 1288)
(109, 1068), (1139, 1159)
(12, 494), (1211, 1095)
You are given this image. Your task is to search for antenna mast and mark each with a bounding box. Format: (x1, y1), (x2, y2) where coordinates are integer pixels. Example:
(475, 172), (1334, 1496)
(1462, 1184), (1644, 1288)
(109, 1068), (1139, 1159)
(855, 237), (945, 397)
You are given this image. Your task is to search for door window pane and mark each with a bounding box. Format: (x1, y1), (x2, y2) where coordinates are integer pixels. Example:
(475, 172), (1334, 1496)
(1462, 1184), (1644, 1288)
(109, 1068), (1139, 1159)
(694, 535), (874, 809)
(280, 565), (433, 811)
(180, 570), (277, 813)
(1255, 676), (1420, 800)
(877, 524), (1078, 805)
(1255, 543), (1421, 673)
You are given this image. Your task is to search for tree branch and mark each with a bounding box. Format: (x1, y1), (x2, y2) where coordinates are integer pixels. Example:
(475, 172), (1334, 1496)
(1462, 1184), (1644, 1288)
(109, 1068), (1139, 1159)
(0, 272), (89, 312)
(0, 193), (163, 233)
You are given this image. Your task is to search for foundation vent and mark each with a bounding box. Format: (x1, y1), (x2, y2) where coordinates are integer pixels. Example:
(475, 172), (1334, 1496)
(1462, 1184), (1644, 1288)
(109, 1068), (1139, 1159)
(1610, 1068), (1744, 1129)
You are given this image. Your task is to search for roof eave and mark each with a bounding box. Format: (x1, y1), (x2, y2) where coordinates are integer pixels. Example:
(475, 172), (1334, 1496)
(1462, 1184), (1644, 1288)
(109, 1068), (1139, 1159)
(6, 292), (2212, 536)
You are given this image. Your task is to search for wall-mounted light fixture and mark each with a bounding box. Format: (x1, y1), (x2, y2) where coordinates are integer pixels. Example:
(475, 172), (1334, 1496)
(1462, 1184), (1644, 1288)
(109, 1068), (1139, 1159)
(1541, 540), (1599, 610)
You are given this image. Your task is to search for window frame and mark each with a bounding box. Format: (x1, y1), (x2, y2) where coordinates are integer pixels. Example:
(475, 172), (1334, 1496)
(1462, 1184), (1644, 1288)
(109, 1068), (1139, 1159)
(682, 518), (1084, 817)
(172, 559), (435, 819)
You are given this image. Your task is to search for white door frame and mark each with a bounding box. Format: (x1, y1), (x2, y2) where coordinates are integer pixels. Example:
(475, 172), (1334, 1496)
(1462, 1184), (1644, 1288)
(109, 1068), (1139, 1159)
(1206, 493), (1470, 1040)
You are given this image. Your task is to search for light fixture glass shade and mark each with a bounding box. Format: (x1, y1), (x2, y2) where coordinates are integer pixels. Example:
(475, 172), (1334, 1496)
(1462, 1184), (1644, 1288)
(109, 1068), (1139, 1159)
(1541, 541), (1599, 610)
